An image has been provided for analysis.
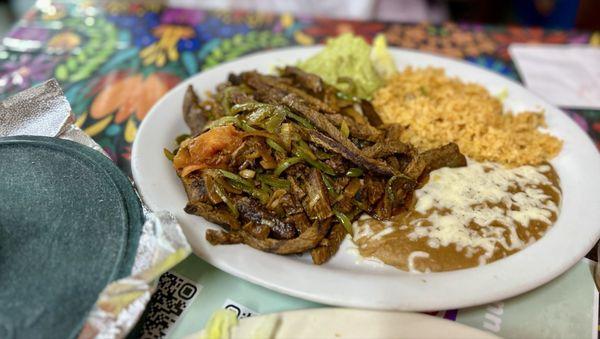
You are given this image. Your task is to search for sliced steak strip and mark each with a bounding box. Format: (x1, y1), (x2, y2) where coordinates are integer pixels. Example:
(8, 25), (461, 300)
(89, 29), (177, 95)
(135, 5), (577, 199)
(239, 217), (333, 254)
(184, 202), (240, 230)
(362, 140), (413, 159)
(304, 128), (399, 177)
(183, 85), (207, 135)
(236, 197), (297, 239)
(405, 143), (467, 181)
(310, 223), (346, 265)
(282, 66), (324, 94)
(325, 113), (383, 142)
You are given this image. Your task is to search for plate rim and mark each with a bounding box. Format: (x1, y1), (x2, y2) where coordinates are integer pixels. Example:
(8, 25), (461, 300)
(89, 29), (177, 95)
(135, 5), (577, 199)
(131, 46), (600, 311)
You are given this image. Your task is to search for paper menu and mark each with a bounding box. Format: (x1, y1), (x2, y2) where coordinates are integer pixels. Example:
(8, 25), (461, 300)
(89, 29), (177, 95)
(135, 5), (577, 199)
(509, 44), (600, 110)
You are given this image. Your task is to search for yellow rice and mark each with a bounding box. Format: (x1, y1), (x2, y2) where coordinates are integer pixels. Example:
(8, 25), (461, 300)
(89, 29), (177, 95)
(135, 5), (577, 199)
(373, 67), (563, 167)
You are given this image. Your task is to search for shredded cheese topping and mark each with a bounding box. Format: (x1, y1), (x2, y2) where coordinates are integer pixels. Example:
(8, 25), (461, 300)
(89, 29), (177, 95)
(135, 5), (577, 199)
(409, 162), (560, 263)
(352, 161), (561, 271)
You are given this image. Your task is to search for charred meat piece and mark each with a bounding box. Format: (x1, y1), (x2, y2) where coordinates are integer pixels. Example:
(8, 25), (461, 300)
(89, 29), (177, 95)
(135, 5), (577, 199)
(180, 172), (211, 204)
(242, 222), (271, 240)
(238, 218), (333, 254)
(229, 87), (253, 105)
(304, 128), (398, 177)
(284, 212), (312, 233)
(206, 229), (243, 245)
(230, 137), (277, 170)
(183, 86), (208, 135)
(360, 99), (384, 127)
(363, 175), (386, 206)
(288, 175), (307, 202)
(228, 73), (243, 86)
(243, 71), (334, 114)
(383, 123), (405, 141)
(372, 175), (417, 220)
(323, 154), (348, 176)
(310, 223), (346, 265)
(405, 143), (467, 181)
(236, 197), (298, 239)
(420, 142), (467, 172)
(184, 201), (240, 230)
(282, 93), (360, 148)
(325, 114), (383, 142)
(362, 140), (413, 159)
(302, 168), (333, 220)
(282, 66), (324, 94)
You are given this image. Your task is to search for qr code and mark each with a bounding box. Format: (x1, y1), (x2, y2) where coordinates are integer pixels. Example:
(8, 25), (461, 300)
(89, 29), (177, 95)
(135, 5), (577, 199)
(139, 272), (201, 339)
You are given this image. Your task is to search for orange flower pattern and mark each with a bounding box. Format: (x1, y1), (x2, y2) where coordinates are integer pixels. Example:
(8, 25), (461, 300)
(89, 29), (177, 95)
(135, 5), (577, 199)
(90, 71), (180, 123)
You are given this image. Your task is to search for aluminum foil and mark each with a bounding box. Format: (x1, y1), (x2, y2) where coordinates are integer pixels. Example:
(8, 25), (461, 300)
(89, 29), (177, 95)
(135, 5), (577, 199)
(1, 79), (191, 339)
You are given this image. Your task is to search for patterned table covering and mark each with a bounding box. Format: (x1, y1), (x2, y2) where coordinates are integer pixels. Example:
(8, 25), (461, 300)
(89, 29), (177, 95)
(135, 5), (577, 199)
(1, 1), (599, 337)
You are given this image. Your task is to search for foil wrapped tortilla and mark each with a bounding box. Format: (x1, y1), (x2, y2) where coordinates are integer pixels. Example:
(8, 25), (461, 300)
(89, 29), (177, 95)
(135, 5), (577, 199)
(0, 79), (191, 338)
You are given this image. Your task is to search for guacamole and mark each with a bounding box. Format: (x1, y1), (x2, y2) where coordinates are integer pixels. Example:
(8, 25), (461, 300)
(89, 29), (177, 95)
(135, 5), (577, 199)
(298, 33), (396, 99)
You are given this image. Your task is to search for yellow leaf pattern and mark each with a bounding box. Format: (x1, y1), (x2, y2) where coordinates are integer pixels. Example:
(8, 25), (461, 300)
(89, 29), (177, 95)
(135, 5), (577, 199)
(124, 117), (138, 143)
(84, 115), (112, 137)
(75, 111), (87, 128)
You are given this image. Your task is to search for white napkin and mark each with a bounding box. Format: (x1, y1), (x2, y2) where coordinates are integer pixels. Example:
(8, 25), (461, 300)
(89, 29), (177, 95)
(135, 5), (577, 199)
(509, 43), (600, 110)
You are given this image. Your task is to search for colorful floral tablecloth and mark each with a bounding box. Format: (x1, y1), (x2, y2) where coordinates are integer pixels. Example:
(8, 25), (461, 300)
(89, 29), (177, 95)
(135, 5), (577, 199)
(1, 1), (599, 336)
(1, 1), (599, 173)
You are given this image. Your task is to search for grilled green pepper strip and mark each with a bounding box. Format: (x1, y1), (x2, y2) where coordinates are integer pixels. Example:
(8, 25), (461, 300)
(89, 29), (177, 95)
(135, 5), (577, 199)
(352, 199), (369, 212)
(296, 140), (316, 160)
(204, 116), (239, 130)
(231, 102), (267, 113)
(315, 149), (333, 160)
(163, 148), (175, 161)
(287, 111), (313, 129)
(333, 209), (353, 235)
(219, 170), (253, 187)
(340, 120), (350, 138)
(213, 181), (238, 218)
(257, 174), (290, 190)
(293, 147), (335, 176)
(266, 138), (286, 155)
(346, 167), (364, 177)
(321, 174), (338, 200)
(274, 156), (303, 177)
(247, 106), (274, 124)
(219, 170), (270, 204)
(175, 134), (191, 144)
(235, 119), (257, 132)
(264, 106), (287, 132)
(228, 180), (270, 205)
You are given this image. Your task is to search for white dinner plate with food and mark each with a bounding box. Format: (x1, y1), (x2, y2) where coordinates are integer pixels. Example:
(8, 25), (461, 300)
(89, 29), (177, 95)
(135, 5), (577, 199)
(186, 308), (499, 339)
(132, 39), (600, 311)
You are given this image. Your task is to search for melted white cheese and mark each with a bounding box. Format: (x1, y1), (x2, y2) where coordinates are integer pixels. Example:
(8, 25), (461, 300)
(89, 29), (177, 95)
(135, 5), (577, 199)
(407, 251), (430, 273)
(410, 161), (560, 263)
(352, 161), (561, 270)
(371, 226), (395, 241)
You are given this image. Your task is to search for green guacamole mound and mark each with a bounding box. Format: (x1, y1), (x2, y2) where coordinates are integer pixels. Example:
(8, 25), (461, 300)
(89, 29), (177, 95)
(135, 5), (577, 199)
(298, 33), (386, 99)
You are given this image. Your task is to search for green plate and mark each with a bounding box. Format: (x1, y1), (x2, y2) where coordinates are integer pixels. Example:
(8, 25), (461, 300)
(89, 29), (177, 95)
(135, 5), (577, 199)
(0, 136), (143, 339)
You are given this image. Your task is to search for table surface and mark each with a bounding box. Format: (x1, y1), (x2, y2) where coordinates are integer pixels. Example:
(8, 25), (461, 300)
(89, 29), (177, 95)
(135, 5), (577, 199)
(1, 0), (599, 336)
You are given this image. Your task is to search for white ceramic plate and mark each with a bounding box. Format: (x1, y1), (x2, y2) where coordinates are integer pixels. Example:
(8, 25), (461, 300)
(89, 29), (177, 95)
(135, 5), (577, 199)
(185, 309), (499, 339)
(132, 46), (600, 311)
